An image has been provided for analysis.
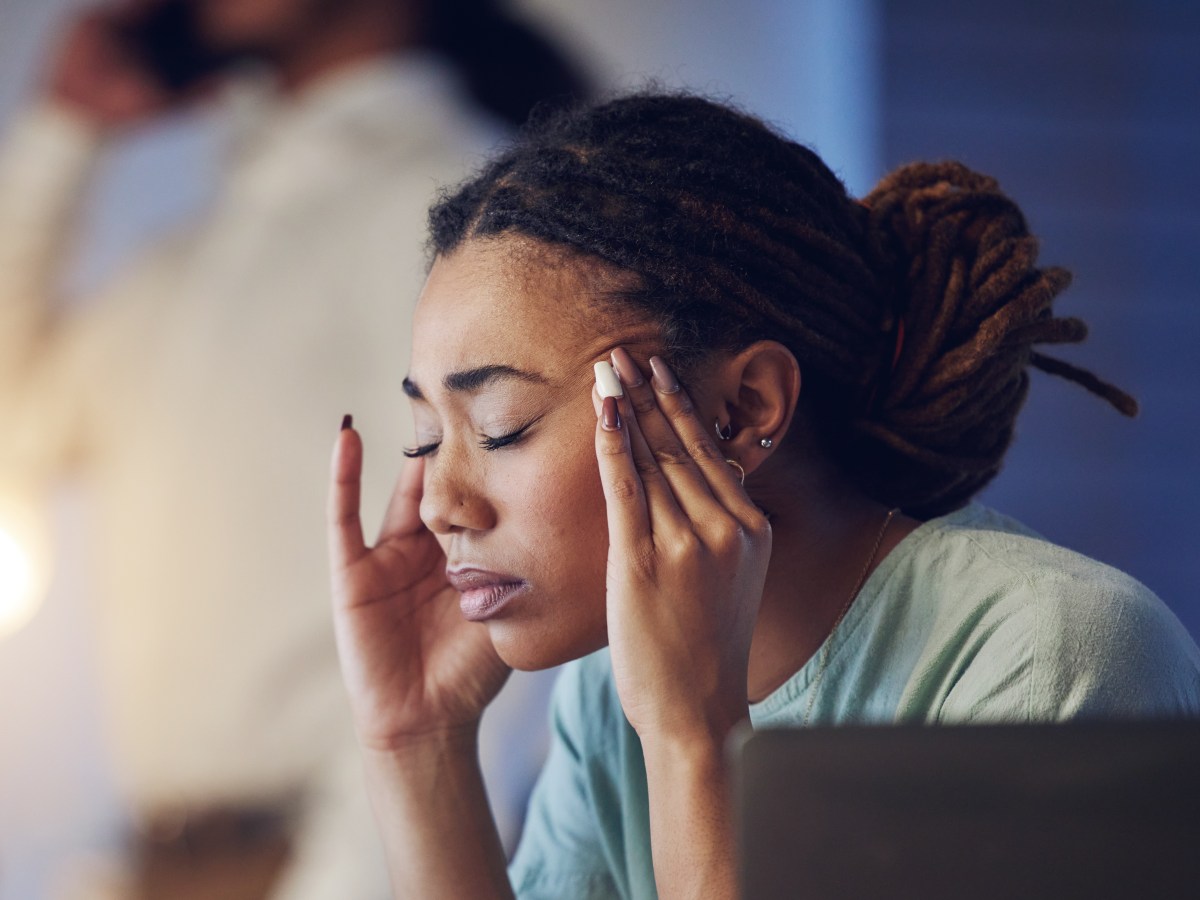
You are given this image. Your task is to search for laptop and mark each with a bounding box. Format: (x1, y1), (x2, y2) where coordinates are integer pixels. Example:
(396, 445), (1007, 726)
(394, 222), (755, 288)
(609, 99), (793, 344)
(731, 721), (1200, 899)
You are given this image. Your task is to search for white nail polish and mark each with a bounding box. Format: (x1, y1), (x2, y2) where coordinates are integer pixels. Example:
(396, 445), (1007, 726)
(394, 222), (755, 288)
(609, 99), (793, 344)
(594, 360), (624, 398)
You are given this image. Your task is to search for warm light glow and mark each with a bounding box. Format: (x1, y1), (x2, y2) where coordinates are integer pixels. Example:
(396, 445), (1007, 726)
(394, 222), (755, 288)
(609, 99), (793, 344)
(0, 493), (49, 640)
(0, 524), (40, 638)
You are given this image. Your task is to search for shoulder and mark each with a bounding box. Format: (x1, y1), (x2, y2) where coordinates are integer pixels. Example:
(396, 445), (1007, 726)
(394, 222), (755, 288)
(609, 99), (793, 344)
(918, 504), (1184, 650)
(905, 504), (1200, 719)
(342, 58), (501, 185)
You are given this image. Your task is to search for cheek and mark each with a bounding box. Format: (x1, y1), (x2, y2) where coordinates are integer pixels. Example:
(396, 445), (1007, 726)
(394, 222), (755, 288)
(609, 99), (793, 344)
(494, 403), (613, 604)
(506, 435), (608, 557)
(489, 432), (612, 669)
(432, 438), (609, 635)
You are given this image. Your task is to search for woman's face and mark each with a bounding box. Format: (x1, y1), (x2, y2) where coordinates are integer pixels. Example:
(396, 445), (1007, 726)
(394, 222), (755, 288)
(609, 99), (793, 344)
(193, 0), (354, 54)
(407, 238), (658, 670)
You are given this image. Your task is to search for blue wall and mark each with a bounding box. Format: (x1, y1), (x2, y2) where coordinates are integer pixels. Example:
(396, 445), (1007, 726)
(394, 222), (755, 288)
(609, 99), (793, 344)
(880, 0), (1200, 637)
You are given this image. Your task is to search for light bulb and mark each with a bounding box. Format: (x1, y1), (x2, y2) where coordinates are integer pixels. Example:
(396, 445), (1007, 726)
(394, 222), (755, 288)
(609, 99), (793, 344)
(0, 497), (49, 640)
(0, 526), (38, 638)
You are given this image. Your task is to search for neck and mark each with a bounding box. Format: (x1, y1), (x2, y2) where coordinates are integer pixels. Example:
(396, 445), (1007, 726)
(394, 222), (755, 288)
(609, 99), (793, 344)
(270, 6), (421, 95)
(745, 466), (917, 703)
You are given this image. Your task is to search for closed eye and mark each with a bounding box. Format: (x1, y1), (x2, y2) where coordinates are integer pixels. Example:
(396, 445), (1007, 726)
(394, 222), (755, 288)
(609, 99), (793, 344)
(403, 416), (542, 457)
(402, 441), (440, 458)
(478, 417), (540, 451)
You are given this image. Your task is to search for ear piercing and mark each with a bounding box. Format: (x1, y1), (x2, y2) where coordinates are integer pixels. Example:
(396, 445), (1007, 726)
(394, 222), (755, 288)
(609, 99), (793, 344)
(716, 420), (774, 449)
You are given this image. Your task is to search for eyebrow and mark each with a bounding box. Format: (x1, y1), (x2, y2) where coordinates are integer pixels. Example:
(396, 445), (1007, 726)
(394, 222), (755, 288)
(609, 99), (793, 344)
(402, 365), (550, 400)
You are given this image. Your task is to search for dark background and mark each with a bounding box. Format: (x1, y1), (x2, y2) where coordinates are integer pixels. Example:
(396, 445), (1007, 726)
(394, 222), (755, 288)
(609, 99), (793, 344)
(883, 0), (1200, 635)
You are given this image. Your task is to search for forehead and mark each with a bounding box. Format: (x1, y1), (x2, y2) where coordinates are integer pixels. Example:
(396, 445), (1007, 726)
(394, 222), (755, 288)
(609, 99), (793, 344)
(411, 238), (645, 381)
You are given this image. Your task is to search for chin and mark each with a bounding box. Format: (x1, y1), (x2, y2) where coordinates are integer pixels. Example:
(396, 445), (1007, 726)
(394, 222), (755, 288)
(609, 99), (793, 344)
(486, 617), (607, 672)
(194, 2), (287, 53)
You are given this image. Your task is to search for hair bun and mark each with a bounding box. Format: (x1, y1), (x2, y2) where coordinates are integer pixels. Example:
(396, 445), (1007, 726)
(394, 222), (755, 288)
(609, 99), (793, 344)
(848, 161), (1137, 516)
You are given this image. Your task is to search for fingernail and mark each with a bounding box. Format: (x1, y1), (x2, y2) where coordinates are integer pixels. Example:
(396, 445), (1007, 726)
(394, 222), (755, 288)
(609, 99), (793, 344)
(601, 396), (622, 431)
(341, 414), (353, 431)
(649, 356), (680, 393)
(610, 347), (645, 387)
(594, 360), (624, 398)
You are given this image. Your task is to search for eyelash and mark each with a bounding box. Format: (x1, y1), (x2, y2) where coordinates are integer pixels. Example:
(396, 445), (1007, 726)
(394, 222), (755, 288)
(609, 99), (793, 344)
(402, 421), (536, 458)
(478, 422), (534, 451)
(402, 442), (439, 459)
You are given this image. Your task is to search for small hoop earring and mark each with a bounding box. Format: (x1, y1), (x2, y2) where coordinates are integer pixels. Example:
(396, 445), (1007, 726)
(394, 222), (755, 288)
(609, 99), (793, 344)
(760, 437), (773, 449)
(725, 458), (745, 484)
(715, 420), (733, 441)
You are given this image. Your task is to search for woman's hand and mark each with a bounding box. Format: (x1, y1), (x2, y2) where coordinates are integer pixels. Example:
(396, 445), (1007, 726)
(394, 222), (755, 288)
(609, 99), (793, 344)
(328, 421), (510, 751)
(45, 4), (171, 129)
(594, 350), (772, 749)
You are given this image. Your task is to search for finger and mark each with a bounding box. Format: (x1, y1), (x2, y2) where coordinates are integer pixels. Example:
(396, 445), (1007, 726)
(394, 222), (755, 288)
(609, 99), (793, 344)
(646, 354), (762, 522)
(612, 348), (732, 522)
(597, 360), (691, 531)
(594, 381), (690, 536)
(594, 394), (654, 554)
(329, 419), (366, 570)
(376, 453), (427, 544)
(614, 350), (711, 497)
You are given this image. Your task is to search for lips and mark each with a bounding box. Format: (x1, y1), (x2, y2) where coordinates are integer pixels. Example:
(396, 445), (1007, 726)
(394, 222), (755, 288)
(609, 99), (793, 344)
(446, 567), (529, 621)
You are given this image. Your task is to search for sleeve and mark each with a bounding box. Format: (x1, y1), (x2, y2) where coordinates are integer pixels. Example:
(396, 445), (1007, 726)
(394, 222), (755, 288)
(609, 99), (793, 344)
(0, 104), (100, 332)
(507, 660), (620, 900)
(0, 103), (102, 483)
(0, 103), (183, 496)
(937, 562), (1200, 723)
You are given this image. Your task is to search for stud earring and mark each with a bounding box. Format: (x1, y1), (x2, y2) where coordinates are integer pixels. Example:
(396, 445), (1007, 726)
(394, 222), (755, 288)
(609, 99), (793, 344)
(760, 437), (773, 449)
(715, 420), (733, 441)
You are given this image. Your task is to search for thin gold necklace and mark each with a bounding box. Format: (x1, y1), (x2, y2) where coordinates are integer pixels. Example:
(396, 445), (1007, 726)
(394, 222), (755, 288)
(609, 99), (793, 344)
(801, 507), (898, 726)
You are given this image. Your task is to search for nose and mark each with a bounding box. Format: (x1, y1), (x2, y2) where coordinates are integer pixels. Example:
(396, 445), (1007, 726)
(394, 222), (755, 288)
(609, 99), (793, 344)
(418, 448), (496, 536)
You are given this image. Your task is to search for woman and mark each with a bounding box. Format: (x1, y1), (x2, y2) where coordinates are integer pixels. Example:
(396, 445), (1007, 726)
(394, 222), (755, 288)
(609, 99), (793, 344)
(326, 93), (1200, 899)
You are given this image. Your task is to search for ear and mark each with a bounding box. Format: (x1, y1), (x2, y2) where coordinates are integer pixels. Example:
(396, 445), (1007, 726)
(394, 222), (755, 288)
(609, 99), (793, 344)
(708, 341), (801, 476)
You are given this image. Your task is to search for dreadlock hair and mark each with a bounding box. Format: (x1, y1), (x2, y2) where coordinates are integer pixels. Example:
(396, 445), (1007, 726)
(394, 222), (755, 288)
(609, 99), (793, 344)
(427, 92), (1138, 518)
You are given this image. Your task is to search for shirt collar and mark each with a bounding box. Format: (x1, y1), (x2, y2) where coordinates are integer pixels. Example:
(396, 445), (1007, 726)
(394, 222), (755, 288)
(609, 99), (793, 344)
(221, 51), (474, 171)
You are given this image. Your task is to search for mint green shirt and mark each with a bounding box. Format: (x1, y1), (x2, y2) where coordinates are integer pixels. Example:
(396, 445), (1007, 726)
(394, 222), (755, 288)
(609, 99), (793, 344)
(507, 503), (1200, 900)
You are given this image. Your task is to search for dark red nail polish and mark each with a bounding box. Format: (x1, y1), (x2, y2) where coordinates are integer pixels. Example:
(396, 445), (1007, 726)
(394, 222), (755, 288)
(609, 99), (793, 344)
(341, 414), (353, 431)
(602, 396), (622, 431)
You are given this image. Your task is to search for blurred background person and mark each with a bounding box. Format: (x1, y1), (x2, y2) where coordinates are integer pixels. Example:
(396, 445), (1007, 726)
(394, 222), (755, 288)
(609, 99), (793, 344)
(0, 0), (589, 897)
